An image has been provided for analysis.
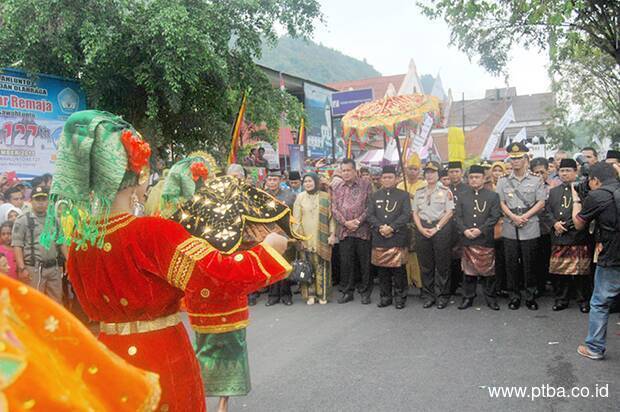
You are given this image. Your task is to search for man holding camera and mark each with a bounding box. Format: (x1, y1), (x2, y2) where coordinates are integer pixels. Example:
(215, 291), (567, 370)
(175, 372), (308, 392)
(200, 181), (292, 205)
(496, 142), (546, 310)
(572, 162), (620, 360)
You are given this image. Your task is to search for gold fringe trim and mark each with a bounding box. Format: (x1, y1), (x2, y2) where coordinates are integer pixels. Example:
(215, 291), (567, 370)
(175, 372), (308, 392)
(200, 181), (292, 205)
(187, 307), (248, 318)
(191, 320), (249, 334)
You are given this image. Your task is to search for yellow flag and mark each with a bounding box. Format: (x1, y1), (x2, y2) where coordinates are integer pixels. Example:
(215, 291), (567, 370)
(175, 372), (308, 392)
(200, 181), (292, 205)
(447, 127), (465, 162)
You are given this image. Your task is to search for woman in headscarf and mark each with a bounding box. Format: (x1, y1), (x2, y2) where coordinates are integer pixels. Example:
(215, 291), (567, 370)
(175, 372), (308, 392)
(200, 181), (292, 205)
(0, 203), (21, 224)
(41, 110), (291, 412)
(491, 161), (507, 189)
(292, 172), (336, 304)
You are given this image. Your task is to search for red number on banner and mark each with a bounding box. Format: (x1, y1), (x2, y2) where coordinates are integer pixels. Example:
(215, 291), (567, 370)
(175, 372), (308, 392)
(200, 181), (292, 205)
(0, 122), (39, 147)
(25, 124), (38, 146)
(14, 123), (26, 146)
(2, 123), (12, 145)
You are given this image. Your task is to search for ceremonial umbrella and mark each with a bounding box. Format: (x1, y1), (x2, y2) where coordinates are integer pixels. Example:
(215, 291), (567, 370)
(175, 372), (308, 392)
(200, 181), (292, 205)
(341, 93), (442, 190)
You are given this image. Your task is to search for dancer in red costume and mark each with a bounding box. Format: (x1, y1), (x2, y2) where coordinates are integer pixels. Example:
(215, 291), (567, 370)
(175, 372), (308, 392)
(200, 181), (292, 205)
(41, 111), (291, 412)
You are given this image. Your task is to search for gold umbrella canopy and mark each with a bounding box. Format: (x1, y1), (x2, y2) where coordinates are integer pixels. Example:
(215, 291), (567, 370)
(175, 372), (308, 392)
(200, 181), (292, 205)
(342, 93), (442, 143)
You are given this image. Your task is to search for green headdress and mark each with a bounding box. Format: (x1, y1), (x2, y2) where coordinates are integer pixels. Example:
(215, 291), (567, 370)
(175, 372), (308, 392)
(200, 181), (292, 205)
(40, 110), (151, 249)
(160, 151), (219, 216)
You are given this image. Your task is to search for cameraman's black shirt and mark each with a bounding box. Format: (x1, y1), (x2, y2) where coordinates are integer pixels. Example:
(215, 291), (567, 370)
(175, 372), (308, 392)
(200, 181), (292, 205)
(577, 181), (620, 267)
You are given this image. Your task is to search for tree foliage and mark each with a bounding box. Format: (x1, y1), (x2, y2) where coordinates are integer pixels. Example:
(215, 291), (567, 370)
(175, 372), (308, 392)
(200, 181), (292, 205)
(0, 0), (322, 160)
(419, 0), (619, 146)
(257, 36), (381, 83)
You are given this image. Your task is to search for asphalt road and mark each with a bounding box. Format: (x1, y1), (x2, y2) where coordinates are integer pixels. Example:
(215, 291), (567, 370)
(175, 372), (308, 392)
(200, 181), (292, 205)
(204, 290), (619, 412)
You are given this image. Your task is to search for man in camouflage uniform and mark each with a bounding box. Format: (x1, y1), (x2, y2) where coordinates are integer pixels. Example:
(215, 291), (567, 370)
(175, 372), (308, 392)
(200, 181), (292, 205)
(12, 187), (66, 303)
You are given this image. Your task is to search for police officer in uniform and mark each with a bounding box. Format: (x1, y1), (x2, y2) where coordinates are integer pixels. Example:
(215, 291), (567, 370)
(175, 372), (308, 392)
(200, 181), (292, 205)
(413, 161), (455, 309)
(367, 165), (411, 309)
(12, 187), (66, 303)
(496, 142), (546, 310)
(455, 165), (502, 310)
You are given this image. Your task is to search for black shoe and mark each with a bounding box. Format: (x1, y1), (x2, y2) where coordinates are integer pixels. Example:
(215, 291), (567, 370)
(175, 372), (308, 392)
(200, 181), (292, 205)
(579, 304), (590, 313)
(281, 296), (293, 306)
(508, 299), (520, 310)
(436, 300), (448, 310)
(458, 298), (473, 310)
(552, 303), (568, 311)
(248, 295), (257, 306)
(377, 298), (392, 308)
(361, 295), (371, 305)
(487, 301), (500, 311)
(265, 298), (280, 306)
(337, 293), (354, 304)
(395, 301), (405, 310)
(422, 300), (435, 309)
(526, 300), (538, 310)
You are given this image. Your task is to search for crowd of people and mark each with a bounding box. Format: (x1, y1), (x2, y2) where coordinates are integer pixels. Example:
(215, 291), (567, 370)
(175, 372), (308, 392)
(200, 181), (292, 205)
(2, 131), (619, 411)
(227, 143), (620, 360)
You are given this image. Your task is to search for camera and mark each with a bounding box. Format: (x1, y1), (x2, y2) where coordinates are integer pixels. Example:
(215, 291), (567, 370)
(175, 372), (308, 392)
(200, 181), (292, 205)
(572, 180), (590, 201)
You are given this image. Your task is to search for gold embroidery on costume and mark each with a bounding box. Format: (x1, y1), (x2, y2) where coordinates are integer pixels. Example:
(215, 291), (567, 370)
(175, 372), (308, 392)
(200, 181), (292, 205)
(167, 237), (214, 290)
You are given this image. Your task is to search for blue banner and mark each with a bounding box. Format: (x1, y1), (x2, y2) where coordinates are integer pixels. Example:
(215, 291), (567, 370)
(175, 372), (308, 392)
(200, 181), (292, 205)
(0, 68), (87, 178)
(331, 88), (373, 117)
(303, 83), (333, 159)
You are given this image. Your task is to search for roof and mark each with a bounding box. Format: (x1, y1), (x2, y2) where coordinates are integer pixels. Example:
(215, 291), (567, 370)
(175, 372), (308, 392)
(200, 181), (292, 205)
(446, 90), (554, 128)
(433, 90), (555, 159)
(327, 74), (406, 99)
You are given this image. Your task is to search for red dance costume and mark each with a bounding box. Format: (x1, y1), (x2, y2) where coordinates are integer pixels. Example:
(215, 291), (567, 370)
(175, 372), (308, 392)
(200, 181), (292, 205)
(67, 213), (290, 412)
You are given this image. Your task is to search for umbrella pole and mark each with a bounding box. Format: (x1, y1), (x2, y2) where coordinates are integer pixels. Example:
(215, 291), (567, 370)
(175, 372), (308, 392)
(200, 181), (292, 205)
(394, 124), (408, 194)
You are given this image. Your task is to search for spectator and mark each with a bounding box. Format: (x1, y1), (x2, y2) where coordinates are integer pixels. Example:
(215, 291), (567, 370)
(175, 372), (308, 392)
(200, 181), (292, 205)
(243, 148), (257, 167)
(491, 162), (507, 189)
(581, 147), (598, 167)
(572, 162), (620, 360)
(292, 173), (336, 305)
(288, 171), (302, 194)
(254, 147), (269, 168)
(4, 186), (24, 210)
(0, 221), (17, 278)
(331, 159), (374, 305)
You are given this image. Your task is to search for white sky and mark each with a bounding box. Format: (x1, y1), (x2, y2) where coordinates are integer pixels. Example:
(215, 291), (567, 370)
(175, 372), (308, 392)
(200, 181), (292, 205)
(313, 0), (551, 99)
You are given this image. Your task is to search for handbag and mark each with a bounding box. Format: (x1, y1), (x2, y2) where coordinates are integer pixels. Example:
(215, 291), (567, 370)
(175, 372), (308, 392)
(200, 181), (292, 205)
(289, 251), (315, 284)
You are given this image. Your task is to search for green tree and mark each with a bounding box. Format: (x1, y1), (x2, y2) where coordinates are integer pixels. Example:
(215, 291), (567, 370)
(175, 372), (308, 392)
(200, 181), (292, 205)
(419, 0), (620, 146)
(0, 0), (321, 161)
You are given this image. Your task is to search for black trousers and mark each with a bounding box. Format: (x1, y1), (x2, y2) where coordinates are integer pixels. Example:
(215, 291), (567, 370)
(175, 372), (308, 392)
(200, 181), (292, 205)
(503, 237), (539, 302)
(463, 275), (497, 303)
(555, 275), (592, 305)
(536, 234), (551, 294)
(494, 239), (507, 291)
(378, 265), (407, 302)
(416, 223), (452, 302)
(268, 247), (294, 298)
(338, 237), (372, 297)
(331, 243), (341, 286)
(268, 279), (291, 298)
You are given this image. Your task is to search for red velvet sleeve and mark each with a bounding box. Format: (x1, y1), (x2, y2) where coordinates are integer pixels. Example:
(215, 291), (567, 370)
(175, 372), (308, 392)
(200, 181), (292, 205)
(137, 217), (291, 296)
